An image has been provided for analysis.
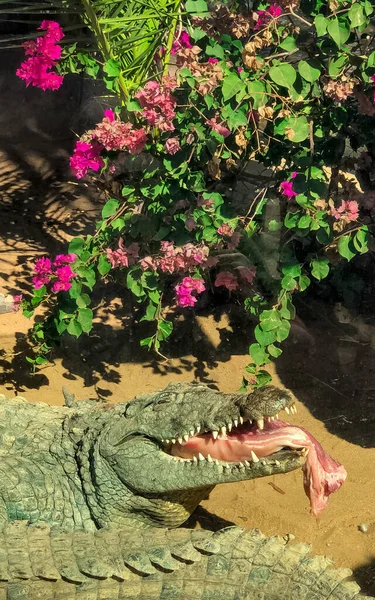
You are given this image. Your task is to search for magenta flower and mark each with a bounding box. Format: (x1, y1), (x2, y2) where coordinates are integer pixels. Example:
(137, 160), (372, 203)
(51, 265), (77, 292)
(16, 20), (64, 91)
(215, 271), (238, 291)
(280, 180), (297, 199)
(171, 30), (192, 55)
(208, 58), (219, 64)
(254, 3), (282, 30)
(53, 253), (77, 267)
(164, 137), (181, 155)
(32, 257), (52, 289)
(70, 141), (104, 179)
(104, 109), (115, 122)
(175, 277), (205, 308)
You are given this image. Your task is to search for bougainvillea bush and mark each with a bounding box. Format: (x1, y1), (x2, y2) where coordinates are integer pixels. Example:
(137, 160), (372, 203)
(15, 0), (375, 387)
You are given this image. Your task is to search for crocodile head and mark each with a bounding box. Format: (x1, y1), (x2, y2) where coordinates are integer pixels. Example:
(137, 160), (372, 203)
(95, 383), (345, 528)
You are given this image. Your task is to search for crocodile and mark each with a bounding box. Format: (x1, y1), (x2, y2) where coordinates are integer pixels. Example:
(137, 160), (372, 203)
(0, 382), (370, 600)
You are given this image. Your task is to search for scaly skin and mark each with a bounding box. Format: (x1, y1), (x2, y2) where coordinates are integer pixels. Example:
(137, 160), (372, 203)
(0, 383), (304, 530)
(0, 521), (372, 600)
(0, 383), (371, 599)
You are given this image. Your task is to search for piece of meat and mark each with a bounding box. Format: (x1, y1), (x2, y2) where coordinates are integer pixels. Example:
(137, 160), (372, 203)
(171, 420), (347, 516)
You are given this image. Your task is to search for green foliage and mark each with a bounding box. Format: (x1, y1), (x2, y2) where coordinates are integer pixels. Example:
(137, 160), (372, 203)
(18, 0), (375, 389)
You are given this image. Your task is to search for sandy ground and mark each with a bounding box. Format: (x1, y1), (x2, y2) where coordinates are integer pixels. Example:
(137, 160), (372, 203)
(1, 50), (375, 594)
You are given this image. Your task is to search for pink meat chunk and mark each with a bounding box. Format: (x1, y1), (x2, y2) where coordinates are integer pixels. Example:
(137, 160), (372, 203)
(171, 420), (347, 516)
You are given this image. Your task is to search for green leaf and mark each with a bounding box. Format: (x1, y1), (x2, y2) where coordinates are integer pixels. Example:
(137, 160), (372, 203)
(269, 64), (296, 89)
(255, 370), (272, 387)
(67, 319), (82, 338)
(222, 73), (244, 101)
(122, 185), (135, 197)
(299, 215), (312, 228)
(328, 55), (348, 78)
(185, 0), (209, 15)
(68, 238), (85, 256)
(279, 36), (297, 51)
(103, 59), (120, 77)
(254, 325), (277, 346)
(337, 235), (356, 261)
(311, 258), (330, 280)
(268, 219), (282, 232)
(77, 308), (93, 333)
(353, 228), (369, 253)
(260, 313), (282, 331)
(285, 116), (309, 143)
(247, 80), (266, 109)
(140, 336), (153, 348)
(98, 255), (111, 276)
(298, 59), (321, 83)
(281, 274), (297, 291)
(267, 344), (282, 358)
(314, 14), (328, 36)
(327, 18), (350, 48)
(35, 356), (48, 365)
(275, 320), (291, 342)
(127, 268), (145, 298)
(102, 199), (119, 218)
(348, 3), (366, 27)
(249, 343), (269, 366)
(298, 275), (310, 291)
(158, 319), (173, 341)
(76, 293), (91, 309)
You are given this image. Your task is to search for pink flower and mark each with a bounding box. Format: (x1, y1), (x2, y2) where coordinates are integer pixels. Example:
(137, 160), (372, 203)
(53, 253), (77, 267)
(70, 141), (104, 179)
(215, 271), (238, 291)
(51, 265), (77, 292)
(206, 118), (231, 138)
(136, 79), (177, 132)
(164, 137), (181, 155)
(330, 200), (359, 222)
(254, 3), (282, 30)
(280, 180), (297, 199)
(217, 223), (233, 236)
(32, 274), (50, 289)
(92, 112), (147, 154)
(238, 67), (243, 73)
(139, 242), (213, 274)
(12, 294), (23, 312)
(208, 57), (219, 64)
(175, 277), (205, 308)
(106, 239), (139, 269)
(16, 20), (64, 91)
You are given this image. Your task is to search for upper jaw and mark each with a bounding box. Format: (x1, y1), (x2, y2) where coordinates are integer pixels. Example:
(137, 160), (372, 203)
(158, 400), (298, 446)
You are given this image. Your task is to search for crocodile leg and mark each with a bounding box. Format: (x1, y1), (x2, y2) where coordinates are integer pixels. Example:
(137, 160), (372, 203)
(0, 521), (372, 600)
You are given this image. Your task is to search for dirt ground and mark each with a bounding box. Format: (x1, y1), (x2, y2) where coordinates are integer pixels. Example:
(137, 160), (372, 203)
(1, 50), (375, 595)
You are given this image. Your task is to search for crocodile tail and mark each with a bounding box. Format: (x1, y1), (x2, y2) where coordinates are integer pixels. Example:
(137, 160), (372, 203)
(0, 521), (371, 600)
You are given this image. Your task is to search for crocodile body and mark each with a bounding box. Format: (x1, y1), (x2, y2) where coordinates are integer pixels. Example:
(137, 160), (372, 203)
(0, 383), (371, 599)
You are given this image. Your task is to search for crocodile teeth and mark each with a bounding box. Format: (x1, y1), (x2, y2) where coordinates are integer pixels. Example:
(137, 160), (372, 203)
(275, 460), (281, 466)
(251, 451), (260, 463)
(190, 430), (195, 437)
(193, 456), (198, 463)
(207, 454), (213, 462)
(291, 404), (297, 414)
(161, 439), (165, 442)
(165, 439), (170, 444)
(301, 447), (309, 456)
(183, 434), (189, 443)
(239, 416), (244, 425)
(275, 413), (279, 420)
(220, 426), (227, 437)
(224, 463), (231, 469)
(212, 431), (219, 440)
(227, 422), (232, 432)
(178, 437), (183, 445)
(257, 418), (264, 430)
(233, 419), (238, 428)
(198, 453), (205, 462)
(215, 459), (220, 465)
(196, 425), (201, 434)
(285, 406), (290, 415)
(171, 439), (176, 445)
(244, 460), (250, 467)
(239, 462), (245, 469)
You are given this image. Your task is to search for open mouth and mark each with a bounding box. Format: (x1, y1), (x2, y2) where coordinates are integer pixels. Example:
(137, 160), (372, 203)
(161, 403), (347, 517)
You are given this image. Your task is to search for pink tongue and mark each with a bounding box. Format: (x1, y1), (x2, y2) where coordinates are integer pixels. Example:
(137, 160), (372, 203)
(172, 421), (347, 516)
